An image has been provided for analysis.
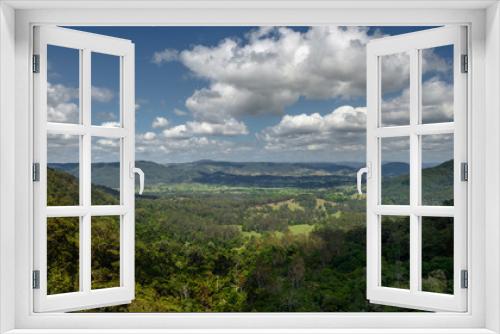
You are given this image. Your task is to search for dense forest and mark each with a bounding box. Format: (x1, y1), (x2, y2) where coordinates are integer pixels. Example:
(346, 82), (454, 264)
(46, 160), (454, 312)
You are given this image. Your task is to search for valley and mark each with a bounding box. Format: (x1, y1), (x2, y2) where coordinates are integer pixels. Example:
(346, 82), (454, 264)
(46, 160), (454, 312)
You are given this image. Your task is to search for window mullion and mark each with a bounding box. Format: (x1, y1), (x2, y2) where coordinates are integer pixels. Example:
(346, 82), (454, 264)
(80, 48), (92, 293)
(409, 48), (421, 293)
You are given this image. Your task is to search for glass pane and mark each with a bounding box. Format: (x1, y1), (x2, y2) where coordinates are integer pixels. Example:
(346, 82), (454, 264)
(381, 215), (410, 289)
(91, 52), (120, 127)
(47, 45), (80, 124)
(47, 133), (80, 206)
(91, 137), (121, 205)
(422, 217), (454, 294)
(380, 52), (410, 127)
(47, 217), (79, 295)
(421, 45), (454, 124)
(421, 134), (454, 206)
(91, 216), (120, 289)
(381, 137), (410, 205)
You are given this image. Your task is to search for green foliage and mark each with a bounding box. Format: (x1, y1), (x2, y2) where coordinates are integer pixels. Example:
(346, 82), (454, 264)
(46, 161), (453, 312)
(382, 160), (453, 205)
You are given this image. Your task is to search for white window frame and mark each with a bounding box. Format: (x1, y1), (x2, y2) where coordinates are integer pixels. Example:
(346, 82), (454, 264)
(0, 1), (499, 333)
(32, 26), (136, 312)
(366, 26), (468, 312)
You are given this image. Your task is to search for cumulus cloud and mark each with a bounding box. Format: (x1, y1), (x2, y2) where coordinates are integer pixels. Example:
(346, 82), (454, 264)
(47, 133), (79, 163)
(152, 116), (169, 129)
(173, 108), (188, 116)
(176, 26), (373, 122)
(96, 139), (117, 147)
(91, 86), (114, 103)
(381, 77), (453, 125)
(100, 121), (121, 127)
(259, 105), (366, 152)
(47, 83), (79, 123)
(163, 118), (248, 139)
(142, 132), (157, 141)
(164, 26), (452, 124)
(135, 131), (242, 162)
(421, 77), (453, 123)
(47, 83), (117, 123)
(152, 49), (179, 65)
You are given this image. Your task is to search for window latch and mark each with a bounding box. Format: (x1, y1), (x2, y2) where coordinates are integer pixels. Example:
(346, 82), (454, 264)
(130, 162), (145, 195)
(356, 162), (371, 195)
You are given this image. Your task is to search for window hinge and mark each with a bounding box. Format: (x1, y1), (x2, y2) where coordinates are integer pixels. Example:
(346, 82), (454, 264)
(32, 162), (40, 182)
(32, 54), (40, 73)
(461, 269), (468, 289)
(461, 162), (468, 182)
(461, 54), (468, 73)
(32, 270), (40, 289)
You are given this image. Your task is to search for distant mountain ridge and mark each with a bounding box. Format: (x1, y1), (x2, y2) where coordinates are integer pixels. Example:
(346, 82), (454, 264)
(49, 159), (423, 190)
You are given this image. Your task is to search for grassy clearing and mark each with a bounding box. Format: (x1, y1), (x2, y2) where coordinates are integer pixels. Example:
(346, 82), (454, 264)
(268, 199), (304, 212)
(288, 224), (315, 235)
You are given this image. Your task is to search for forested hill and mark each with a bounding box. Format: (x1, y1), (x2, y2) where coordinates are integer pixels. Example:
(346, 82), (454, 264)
(47, 167), (119, 206)
(382, 160), (454, 206)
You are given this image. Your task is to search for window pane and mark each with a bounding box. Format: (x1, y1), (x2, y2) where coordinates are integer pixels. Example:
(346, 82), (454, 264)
(421, 134), (454, 206)
(421, 45), (454, 124)
(91, 52), (120, 127)
(91, 137), (121, 205)
(380, 52), (410, 127)
(422, 217), (454, 294)
(47, 45), (80, 124)
(381, 137), (410, 205)
(91, 216), (120, 289)
(47, 133), (80, 206)
(381, 215), (410, 289)
(47, 217), (79, 295)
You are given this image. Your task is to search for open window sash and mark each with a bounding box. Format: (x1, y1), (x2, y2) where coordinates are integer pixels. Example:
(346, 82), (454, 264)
(33, 26), (136, 312)
(365, 26), (468, 312)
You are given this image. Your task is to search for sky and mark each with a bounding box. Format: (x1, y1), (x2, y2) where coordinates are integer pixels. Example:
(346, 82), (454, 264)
(46, 26), (454, 164)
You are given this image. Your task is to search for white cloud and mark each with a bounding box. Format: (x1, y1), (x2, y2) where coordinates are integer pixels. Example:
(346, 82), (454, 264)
(165, 26), (451, 124)
(47, 83), (79, 123)
(96, 138), (120, 148)
(152, 116), (169, 129)
(421, 77), (453, 123)
(91, 86), (114, 103)
(100, 121), (121, 127)
(135, 131), (240, 162)
(91, 138), (120, 162)
(380, 77), (453, 125)
(173, 108), (188, 116)
(177, 27), (374, 122)
(260, 105), (366, 152)
(142, 132), (157, 141)
(185, 82), (299, 123)
(46, 83), (116, 123)
(152, 49), (179, 65)
(163, 118), (248, 138)
(162, 124), (189, 139)
(47, 133), (79, 163)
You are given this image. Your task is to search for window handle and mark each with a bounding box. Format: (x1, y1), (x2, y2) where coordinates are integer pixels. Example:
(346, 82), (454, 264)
(130, 163), (145, 195)
(357, 165), (369, 195)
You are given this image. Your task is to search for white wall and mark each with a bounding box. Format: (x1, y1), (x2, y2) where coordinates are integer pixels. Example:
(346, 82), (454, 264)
(485, 2), (500, 333)
(0, 2), (16, 333)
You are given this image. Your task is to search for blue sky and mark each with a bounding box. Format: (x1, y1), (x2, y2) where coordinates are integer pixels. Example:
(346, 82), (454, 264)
(47, 26), (453, 163)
